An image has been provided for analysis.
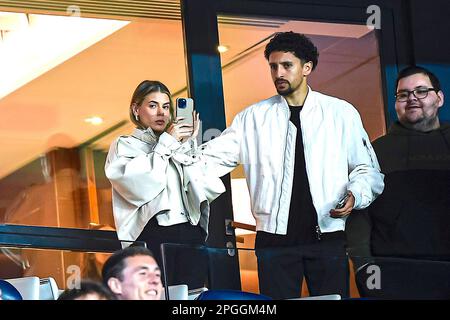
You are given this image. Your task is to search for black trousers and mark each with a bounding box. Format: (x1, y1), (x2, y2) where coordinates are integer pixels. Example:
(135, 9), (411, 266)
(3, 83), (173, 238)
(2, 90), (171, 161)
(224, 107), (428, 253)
(256, 231), (349, 299)
(136, 218), (208, 290)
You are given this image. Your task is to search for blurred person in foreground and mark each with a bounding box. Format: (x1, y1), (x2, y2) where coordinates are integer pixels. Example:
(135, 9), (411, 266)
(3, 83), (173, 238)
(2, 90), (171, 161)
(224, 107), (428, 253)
(102, 246), (163, 300)
(57, 280), (116, 300)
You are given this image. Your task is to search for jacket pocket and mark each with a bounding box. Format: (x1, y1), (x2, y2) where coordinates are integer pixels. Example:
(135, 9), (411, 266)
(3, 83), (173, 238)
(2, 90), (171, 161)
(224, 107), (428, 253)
(249, 165), (276, 214)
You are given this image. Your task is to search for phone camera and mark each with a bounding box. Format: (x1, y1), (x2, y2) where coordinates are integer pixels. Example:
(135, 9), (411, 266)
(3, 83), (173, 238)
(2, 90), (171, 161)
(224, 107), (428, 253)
(178, 98), (186, 109)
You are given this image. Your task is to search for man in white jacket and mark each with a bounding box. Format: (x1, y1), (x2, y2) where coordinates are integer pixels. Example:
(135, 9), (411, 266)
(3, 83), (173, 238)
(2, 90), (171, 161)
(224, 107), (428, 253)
(200, 32), (384, 299)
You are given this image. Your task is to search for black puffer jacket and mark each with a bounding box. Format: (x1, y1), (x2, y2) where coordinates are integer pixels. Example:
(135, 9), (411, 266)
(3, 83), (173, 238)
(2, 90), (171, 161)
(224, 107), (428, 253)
(369, 122), (450, 260)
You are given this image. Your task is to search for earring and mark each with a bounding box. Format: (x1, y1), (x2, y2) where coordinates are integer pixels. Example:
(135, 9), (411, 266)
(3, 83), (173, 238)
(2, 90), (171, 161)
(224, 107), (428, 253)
(135, 114), (139, 121)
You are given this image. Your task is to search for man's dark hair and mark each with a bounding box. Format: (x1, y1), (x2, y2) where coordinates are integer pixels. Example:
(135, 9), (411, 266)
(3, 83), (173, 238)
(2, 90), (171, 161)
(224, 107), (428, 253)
(57, 280), (116, 300)
(264, 31), (319, 70)
(102, 246), (155, 285)
(396, 65), (441, 92)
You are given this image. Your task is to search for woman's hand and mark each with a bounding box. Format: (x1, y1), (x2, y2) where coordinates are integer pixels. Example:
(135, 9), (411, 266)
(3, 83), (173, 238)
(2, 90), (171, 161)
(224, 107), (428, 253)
(167, 117), (194, 143)
(167, 112), (201, 143)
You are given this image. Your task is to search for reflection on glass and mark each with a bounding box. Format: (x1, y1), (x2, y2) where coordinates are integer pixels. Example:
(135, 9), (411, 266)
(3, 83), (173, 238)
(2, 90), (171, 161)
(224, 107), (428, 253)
(1, 242), (449, 299)
(0, 237), (145, 292)
(0, 247), (99, 290)
(80, 224), (115, 282)
(160, 243), (450, 300)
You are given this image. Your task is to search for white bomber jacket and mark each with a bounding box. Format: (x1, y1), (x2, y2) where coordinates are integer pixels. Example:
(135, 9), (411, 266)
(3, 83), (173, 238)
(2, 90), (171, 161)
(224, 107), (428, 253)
(200, 88), (385, 235)
(105, 128), (225, 242)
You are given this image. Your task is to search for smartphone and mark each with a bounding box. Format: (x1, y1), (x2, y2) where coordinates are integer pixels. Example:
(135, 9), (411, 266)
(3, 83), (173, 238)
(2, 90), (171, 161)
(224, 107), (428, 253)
(335, 193), (349, 209)
(176, 98), (194, 126)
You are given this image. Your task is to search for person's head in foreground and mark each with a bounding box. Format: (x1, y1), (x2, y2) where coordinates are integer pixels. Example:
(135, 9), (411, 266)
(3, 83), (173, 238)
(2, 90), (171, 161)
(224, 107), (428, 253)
(57, 280), (116, 300)
(102, 246), (163, 300)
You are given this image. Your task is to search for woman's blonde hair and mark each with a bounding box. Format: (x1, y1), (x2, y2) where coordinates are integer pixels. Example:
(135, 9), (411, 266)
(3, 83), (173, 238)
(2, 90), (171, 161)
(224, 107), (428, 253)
(129, 80), (175, 130)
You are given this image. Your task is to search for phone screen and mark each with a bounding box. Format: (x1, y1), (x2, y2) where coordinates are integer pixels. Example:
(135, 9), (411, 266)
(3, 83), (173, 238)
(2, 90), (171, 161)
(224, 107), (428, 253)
(176, 98), (194, 125)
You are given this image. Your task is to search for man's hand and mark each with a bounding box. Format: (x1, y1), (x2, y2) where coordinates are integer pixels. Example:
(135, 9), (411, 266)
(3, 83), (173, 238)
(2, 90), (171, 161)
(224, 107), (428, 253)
(330, 191), (355, 218)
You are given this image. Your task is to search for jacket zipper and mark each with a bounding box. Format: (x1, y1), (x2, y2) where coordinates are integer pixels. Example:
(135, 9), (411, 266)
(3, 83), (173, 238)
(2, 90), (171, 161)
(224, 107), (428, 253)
(275, 105), (290, 234)
(299, 103), (321, 238)
(315, 225), (322, 240)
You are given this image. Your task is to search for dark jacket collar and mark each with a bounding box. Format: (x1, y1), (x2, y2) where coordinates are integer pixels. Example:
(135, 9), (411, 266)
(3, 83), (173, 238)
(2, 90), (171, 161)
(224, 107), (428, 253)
(389, 121), (450, 136)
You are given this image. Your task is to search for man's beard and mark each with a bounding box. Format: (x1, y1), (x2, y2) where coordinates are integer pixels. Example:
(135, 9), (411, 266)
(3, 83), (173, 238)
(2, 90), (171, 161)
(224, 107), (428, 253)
(402, 115), (439, 132)
(275, 80), (294, 96)
(401, 101), (440, 132)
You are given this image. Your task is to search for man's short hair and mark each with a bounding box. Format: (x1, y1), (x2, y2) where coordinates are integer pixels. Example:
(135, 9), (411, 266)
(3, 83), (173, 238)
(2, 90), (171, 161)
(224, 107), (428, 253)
(264, 31), (319, 70)
(396, 65), (441, 92)
(102, 246), (155, 285)
(57, 280), (116, 300)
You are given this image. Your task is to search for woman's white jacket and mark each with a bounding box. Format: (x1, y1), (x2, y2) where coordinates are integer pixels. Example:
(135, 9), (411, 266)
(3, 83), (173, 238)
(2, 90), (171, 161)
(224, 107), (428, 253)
(105, 128), (225, 242)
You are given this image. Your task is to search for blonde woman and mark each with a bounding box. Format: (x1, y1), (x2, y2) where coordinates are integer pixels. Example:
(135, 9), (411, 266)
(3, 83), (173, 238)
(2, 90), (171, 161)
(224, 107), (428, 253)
(105, 80), (224, 289)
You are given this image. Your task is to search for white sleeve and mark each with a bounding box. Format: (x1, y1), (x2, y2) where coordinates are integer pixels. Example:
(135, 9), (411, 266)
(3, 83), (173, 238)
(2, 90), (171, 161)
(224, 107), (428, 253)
(195, 115), (242, 177)
(104, 133), (181, 207)
(345, 108), (385, 209)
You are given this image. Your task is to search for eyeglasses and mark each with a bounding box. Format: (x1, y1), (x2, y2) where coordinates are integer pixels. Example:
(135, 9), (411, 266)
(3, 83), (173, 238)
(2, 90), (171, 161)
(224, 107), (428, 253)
(395, 87), (436, 102)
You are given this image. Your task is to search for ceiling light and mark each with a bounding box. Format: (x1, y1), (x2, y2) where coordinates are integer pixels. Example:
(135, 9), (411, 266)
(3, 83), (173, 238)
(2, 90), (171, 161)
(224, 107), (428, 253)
(218, 45), (229, 53)
(84, 116), (103, 125)
(0, 13), (129, 100)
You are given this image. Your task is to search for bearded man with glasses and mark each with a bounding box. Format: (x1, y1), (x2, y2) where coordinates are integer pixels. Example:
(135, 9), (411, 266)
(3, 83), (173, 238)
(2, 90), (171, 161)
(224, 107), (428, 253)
(394, 70), (444, 132)
(358, 66), (450, 299)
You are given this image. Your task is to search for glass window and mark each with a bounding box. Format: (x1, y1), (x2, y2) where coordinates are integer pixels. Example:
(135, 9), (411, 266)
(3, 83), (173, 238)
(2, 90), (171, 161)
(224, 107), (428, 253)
(217, 16), (386, 232)
(0, 3), (187, 229)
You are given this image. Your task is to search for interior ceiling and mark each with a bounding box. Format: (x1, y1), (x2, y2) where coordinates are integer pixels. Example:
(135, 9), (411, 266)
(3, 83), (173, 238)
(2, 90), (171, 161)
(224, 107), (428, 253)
(0, 0), (288, 26)
(0, 13), (129, 99)
(0, 4), (382, 180)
